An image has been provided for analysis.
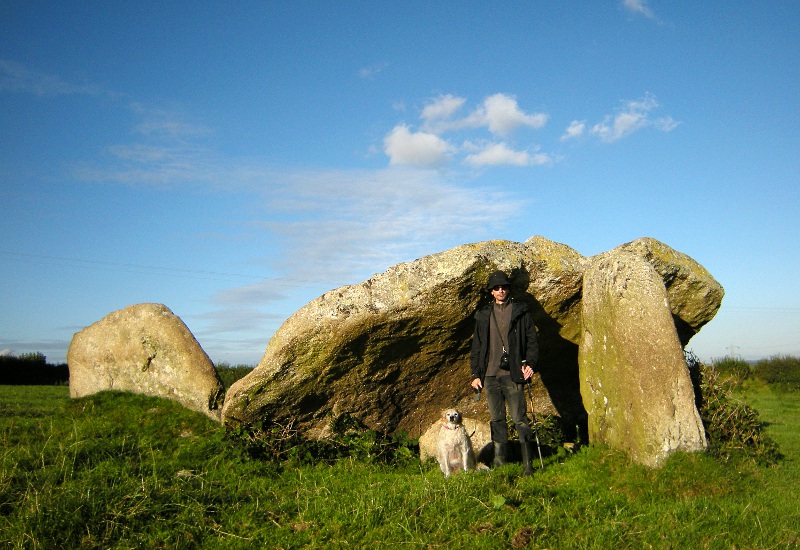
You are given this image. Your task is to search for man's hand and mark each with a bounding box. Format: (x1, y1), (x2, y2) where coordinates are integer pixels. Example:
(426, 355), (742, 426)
(470, 378), (482, 391)
(522, 364), (534, 381)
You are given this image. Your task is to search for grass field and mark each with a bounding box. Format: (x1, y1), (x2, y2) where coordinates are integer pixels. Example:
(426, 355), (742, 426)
(1, 383), (798, 549)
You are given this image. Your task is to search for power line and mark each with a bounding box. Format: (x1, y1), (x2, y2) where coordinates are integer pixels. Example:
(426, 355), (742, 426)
(0, 250), (350, 288)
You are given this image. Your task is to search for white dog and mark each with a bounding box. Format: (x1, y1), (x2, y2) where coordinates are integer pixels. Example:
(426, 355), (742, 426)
(436, 408), (477, 477)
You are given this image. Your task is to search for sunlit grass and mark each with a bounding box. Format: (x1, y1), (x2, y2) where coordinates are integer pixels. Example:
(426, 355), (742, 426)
(1, 384), (798, 548)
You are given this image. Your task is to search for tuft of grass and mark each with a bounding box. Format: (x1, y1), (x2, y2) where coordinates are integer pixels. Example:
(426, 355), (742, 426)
(1, 384), (799, 549)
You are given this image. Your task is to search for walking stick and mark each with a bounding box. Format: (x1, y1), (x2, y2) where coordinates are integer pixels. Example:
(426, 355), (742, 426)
(523, 362), (545, 471)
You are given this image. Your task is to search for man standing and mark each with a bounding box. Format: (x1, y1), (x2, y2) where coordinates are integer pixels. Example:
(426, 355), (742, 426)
(470, 270), (539, 475)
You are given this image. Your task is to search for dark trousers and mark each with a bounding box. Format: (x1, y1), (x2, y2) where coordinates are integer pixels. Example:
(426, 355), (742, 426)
(484, 375), (533, 444)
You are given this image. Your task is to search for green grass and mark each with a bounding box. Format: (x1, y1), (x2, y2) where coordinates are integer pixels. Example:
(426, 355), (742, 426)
(1, 384), (799, 549)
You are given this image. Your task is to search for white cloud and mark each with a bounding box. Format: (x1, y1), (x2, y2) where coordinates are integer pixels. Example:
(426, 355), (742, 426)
(387, 92), (553, 169)
(561, 120), (586, 141)
(419, 93), (547, 138)
(622, 0), (655, 19)
(383, 124), (451, 167)
(590, 93), (679, 143)
(466, 94), (548, 137)
(464, 142), (551, 168)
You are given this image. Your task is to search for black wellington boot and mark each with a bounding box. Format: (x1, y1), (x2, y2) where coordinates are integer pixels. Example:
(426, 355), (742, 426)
(520, 439), (534, 476)
(493, 442), (507, 467)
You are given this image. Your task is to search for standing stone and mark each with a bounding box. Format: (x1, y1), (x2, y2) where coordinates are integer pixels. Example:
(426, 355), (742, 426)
(579, 251), (707, 467)
(68, 303), (224, 421)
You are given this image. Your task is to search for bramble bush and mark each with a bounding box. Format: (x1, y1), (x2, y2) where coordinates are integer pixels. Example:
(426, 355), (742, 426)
(687, 351), (781, 465)
(225, 412), (418, 467)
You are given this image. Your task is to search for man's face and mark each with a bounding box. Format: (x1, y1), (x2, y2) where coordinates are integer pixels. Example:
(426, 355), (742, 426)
(491, 284), (510, 303)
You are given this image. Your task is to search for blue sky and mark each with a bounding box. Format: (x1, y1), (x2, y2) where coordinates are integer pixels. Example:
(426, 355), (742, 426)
(1, 1), (798, 365)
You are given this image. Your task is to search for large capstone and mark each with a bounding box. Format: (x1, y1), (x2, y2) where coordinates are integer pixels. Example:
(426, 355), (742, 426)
(615, 237), (725, 346)
(67, 303), (225, 421)
(222, 237), (586, 438)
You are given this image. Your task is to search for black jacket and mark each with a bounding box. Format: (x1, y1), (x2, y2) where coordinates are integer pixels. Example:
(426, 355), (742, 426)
(470, 299), (539, 385)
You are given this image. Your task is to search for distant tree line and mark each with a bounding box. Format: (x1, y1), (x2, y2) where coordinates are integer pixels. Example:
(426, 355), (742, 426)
(0, 353), (69, 385)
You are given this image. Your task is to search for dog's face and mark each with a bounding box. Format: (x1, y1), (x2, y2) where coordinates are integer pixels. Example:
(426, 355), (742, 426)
(442, 408), (462, 426)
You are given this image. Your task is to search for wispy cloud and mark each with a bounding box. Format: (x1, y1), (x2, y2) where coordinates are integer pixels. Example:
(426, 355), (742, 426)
(185, 165), (522, 356)
(420, 94), (466, 122)
(74, 143), (221, 189)
(622, 0), (656, 19)
(561, 120), (587, 141)
(464, 142), (552, 168)
(359, 62), (389, 80)
(256, 167), (520, 278)
(130, 104), (212, 140)
(66, 90), (522, 313)
(0, 58), (107, 97)
(586, 93), (678, 143)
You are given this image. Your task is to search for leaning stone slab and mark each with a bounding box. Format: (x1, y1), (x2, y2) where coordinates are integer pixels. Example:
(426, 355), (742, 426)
(221, 237), (584, 437)
(68, 303), (224, 421)
(579, 250), (707, 467)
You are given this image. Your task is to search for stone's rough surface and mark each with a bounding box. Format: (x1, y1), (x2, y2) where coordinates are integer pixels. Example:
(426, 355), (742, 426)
(579, 250), (707, 467)
(418, 416), (492, 465)
(222, 237), (584, 437)
(615, 238), (724, 345)
(68, 303), (225, 421)
(522, 235), (586, 345)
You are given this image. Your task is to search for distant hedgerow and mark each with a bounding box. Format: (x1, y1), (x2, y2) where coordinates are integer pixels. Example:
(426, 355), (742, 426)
(753, 355), (800, 392)
(0, 352), (69, 385)
(711, 356), (752, 381)
(213, 362), (255, 389)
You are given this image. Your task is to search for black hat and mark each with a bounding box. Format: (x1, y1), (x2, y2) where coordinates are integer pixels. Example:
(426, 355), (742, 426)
(486, 270), (511, 291)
